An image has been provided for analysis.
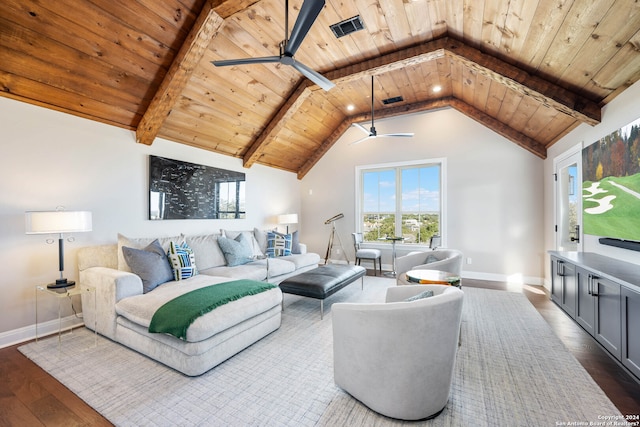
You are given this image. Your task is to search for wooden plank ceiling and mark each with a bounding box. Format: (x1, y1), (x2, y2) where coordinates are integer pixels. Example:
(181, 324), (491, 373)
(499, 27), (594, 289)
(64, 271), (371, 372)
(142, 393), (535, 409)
(2, 0), (640, 178)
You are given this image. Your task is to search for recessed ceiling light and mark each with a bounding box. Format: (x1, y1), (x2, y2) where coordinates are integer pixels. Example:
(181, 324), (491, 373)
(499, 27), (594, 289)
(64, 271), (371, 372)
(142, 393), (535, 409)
(347, 104), (355, 112)
(433, 85), (442, 93)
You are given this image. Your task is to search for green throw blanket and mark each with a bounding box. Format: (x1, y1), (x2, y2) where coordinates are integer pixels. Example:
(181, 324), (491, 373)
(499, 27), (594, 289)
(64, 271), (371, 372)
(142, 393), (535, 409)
(148, 280), (276, 340)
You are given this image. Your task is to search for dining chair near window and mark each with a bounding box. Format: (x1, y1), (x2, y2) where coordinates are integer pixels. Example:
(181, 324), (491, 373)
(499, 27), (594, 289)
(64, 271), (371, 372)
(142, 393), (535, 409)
(352, 232), (382, 276)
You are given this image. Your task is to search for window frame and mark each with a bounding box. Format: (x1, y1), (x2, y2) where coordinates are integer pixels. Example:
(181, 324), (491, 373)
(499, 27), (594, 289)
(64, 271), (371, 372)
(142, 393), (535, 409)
(355, 158), (447, 249)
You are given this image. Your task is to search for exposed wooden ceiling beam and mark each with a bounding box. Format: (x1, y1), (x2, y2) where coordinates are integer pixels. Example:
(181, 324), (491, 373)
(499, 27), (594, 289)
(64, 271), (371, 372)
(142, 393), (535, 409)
(243, 82), (314, 167)
(135, 0), (256, 146)
(296, 96), (547, 179)
(245, 36), (597, 176)
(244, 39), (452, 168)
(445, 44), (601, 126)
(447, 98), (547, 158)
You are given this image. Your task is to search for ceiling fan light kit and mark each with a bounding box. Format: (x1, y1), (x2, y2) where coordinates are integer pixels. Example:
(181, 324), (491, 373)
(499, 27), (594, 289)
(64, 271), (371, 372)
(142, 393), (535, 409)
(212, 0), (335, 91)
(350, 76), (415, 145)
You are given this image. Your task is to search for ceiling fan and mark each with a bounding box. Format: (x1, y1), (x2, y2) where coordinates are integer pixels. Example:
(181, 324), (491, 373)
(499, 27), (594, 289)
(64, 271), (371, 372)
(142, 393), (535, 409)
(350, 75), (414, 145)
(211, 0), (335, 92)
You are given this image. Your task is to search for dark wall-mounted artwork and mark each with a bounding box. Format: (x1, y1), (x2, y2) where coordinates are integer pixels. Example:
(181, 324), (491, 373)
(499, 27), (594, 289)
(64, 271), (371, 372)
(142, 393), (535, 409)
(582, 117), (640, 242)
(149, 155), (246, 220)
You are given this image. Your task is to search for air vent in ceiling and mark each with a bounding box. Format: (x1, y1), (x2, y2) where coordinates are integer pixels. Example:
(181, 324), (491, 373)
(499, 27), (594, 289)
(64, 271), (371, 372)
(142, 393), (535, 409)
(330, 16), (365, 38)
(382, 96), (404, 105)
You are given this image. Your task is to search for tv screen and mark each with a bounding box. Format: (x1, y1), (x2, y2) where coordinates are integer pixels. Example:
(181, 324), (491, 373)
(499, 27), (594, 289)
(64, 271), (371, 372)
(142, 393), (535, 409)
(582, 117), (640, 242)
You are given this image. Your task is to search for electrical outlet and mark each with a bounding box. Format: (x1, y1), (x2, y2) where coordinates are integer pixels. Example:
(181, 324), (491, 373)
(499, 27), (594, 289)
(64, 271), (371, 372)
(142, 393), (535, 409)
(467, 257), (473, 265)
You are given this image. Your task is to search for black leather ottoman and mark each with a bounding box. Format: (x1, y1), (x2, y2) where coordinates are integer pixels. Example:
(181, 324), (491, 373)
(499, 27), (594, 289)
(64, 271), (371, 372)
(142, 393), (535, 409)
(279, 264), (367, 319)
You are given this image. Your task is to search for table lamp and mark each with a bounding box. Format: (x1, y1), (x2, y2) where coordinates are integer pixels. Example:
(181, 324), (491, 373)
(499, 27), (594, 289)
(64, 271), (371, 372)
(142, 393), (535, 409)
(25, 209), (92, 289)
(278, 213), (298, 234)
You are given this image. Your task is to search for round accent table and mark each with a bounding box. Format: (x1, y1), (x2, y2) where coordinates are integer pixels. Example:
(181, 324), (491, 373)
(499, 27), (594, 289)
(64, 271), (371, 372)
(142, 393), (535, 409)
(379, 236), (404, 277)
(404, 269), (461, 288)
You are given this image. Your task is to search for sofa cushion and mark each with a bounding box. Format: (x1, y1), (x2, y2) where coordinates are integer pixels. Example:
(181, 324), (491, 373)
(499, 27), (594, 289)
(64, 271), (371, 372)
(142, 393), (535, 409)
(167, 241), (198, 280)
(117, 233), (182, 272)
(217, 234), (254, 267)
(115, 274), (282, 342)
(199, 262), (267, 281)
(266, 231), (292, 257)
(279, 252), (321, 269)
(122, 240), (174, 294)
(256, 257), (296, 277)
(185, 234), (226, 271)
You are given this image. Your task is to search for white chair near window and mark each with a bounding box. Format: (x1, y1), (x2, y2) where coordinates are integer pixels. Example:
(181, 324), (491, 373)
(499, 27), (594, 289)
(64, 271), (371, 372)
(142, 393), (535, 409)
(351, 232), (382, 276)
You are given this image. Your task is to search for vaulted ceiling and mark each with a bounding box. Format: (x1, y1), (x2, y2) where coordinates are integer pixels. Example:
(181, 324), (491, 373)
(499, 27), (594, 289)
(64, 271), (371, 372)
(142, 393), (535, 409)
(2, 0), (640, 178)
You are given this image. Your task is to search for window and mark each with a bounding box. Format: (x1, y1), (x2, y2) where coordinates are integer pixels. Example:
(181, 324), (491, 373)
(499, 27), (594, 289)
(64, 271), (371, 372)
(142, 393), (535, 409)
(356, 159), (445, 245)
(217, 180), (246, 219)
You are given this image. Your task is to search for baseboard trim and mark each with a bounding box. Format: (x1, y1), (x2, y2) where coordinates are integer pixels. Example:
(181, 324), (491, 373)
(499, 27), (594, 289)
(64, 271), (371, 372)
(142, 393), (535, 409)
(0, 315), (85, 349)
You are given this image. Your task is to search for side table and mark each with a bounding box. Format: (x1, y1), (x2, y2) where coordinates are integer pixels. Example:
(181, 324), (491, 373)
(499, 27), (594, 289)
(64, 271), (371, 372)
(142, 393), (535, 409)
(404, 269), (461, 287)
(380, 236), (404, 277)
(35, 284), (97, 348)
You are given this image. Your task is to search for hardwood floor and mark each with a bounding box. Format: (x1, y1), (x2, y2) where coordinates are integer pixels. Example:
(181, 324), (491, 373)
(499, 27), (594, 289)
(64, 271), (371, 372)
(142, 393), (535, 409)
(1, 275), (638, 426)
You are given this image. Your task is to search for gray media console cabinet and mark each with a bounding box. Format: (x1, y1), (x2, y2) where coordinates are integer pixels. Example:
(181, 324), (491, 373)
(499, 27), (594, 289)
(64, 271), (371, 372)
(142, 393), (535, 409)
(549, 251), (640, 382)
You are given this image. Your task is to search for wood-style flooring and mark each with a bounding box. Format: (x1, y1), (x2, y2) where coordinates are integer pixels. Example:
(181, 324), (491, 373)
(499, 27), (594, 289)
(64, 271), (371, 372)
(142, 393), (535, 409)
(1, 274), (638, 426)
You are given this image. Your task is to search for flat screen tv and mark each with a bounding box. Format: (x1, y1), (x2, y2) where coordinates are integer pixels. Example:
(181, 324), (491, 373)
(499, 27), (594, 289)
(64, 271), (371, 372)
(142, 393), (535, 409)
(149, 155), (246, 220)
(582, 117), (640, 246)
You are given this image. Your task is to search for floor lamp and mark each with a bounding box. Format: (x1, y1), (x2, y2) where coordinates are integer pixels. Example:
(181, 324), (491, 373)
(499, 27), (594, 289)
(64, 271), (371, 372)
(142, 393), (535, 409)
(25, 209), (92, 289)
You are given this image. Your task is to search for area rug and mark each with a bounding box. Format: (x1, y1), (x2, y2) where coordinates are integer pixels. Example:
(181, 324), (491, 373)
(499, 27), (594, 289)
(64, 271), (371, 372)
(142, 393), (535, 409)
(19, 277), (622, 426)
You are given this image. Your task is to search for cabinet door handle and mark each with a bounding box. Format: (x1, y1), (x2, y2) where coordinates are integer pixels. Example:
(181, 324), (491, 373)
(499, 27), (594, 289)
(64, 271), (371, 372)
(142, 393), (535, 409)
(591, 275), (599, 297)
(587, 274), (592, 295)
(557, 260), (564, 276)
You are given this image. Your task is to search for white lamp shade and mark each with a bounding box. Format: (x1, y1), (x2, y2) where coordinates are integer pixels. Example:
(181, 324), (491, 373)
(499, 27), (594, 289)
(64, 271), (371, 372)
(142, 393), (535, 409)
(278, 214), (298, 225)
(25, 211), (92, 234)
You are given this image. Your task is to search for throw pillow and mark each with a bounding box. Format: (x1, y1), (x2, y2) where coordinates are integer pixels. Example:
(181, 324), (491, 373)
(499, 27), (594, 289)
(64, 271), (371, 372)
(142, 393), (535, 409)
(117, 233), (183, 272)
(291, 230), (301, 254)
(222, 229), (264, 258)
(122, 240), (174, 293)
(167, 241), (198, 280)
(425, 254), (439, 263)
(253, 227), (270, 255)
(266, 231), (292, 257)
(405, 289), (435, 302)
(217, 233), (254, 267)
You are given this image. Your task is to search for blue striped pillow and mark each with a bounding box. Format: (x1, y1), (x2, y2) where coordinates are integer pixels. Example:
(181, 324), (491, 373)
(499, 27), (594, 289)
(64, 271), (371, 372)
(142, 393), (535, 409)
(266, 232), (292, 257)
(167, 241), (198, 280)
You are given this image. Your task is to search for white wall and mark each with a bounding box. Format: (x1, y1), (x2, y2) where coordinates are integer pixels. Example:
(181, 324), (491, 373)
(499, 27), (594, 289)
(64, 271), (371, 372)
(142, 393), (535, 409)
(301, 108), (545, 284)
(0, 97), (301, 342)
(4, 78), (639, 345)
(544, 79), (640, 268)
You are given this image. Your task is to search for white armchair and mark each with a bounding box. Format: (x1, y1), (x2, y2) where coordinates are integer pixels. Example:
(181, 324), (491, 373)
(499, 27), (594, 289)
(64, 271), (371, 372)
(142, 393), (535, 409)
(395, 249), (463, 286)
(332, 285), (464, 420)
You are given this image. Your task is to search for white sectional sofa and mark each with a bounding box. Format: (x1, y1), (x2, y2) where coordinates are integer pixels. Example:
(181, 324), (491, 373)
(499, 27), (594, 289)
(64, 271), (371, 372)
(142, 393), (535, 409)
(78, 229), (320, 376)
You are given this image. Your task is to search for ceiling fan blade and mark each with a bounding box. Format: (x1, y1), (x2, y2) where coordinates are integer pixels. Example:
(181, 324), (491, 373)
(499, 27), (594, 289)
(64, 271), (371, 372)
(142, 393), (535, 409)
(285, 0), (325, 56)
(211, 56), (281, 67)
(290, 60), (335, 91)
(377, 133), (415, 138)
(352, 123), (371, 135)
(349, 135), (374, 145)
